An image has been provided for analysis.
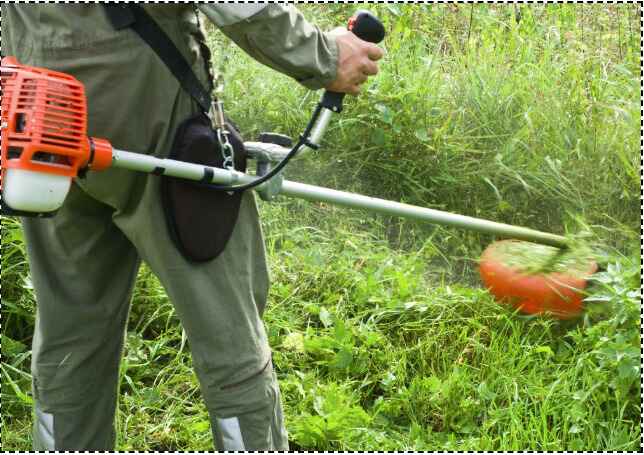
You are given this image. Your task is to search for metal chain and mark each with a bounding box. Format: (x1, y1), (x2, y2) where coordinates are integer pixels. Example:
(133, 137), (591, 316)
(216, 118), (235, 170)
(207, 31), (235, 170)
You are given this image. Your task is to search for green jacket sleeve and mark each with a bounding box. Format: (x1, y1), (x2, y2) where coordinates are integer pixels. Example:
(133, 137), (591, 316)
(197, 4), (338, 90)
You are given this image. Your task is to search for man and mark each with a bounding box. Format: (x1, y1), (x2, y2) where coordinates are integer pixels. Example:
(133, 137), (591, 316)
(1, 3), (383, 451)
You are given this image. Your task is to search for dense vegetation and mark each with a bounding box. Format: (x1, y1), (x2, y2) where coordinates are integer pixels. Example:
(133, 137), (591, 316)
(2, 4), (641, 451)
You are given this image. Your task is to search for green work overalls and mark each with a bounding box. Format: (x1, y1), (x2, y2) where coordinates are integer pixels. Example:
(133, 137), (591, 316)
(1, 4), (337, 450)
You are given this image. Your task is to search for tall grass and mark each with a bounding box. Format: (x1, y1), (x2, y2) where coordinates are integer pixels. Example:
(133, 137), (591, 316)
(2, 4), (640, 451)
(215, 4), (640, 245)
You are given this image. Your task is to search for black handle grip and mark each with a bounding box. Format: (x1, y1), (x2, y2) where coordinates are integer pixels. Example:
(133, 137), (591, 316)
(349, 10), (386, 44)
(321, 10), (385, 113)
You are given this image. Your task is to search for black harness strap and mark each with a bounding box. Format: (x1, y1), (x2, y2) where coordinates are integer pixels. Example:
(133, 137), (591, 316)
(103, 4), (212, 113)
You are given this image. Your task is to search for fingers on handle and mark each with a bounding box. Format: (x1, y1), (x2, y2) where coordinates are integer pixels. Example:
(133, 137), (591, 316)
(356, 73), (369, 85)
(366, 43), (384, 61)
(361, 60), (379, 76)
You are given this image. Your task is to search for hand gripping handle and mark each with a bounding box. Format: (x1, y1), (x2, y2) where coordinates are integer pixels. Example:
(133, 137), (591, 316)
(320, 10), (386, 113)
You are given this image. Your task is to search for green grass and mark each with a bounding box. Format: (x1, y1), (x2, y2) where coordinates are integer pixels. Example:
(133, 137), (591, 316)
(1, 4), (641, 452)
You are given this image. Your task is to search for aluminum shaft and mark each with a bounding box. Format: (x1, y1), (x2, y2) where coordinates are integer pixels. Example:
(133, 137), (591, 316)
(280, 181), (568, 248)
(111, 149), (569, 249)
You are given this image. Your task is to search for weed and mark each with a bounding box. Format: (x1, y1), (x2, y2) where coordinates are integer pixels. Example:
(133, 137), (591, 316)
(1, 4), (640, 452)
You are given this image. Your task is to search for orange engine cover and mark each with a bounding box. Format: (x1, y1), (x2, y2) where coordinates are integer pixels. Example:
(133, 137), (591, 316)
(1, 56), (92, 182)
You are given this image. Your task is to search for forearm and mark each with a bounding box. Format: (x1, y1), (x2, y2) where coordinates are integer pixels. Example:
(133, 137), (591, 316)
(197, 4), (338, 90)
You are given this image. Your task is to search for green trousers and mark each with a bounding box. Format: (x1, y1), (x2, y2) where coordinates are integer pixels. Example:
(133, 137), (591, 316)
(4, 7), (288, 451)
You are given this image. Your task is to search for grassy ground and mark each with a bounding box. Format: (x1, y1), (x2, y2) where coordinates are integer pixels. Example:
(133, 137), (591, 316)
(1, 4), (641, 451)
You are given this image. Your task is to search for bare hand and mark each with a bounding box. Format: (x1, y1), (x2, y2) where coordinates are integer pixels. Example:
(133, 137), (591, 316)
(325, 28), (384, 96)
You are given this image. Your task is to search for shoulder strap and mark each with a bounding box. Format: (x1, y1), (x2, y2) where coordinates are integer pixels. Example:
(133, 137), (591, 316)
(103, 4), (212, 113)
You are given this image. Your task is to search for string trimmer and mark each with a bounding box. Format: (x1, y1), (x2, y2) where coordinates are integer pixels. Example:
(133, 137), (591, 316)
(0, 13), (597, 319)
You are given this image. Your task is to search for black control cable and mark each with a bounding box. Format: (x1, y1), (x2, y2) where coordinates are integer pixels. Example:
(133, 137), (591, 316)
(206, 10), (386, 193)
(204, 103), (323, 193)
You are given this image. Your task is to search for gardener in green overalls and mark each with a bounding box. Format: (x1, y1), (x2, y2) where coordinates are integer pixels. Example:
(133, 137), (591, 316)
(1, 4), (383, 451)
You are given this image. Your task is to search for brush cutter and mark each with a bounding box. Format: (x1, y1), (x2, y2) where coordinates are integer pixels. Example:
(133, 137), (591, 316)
(0, 13), (596, 319)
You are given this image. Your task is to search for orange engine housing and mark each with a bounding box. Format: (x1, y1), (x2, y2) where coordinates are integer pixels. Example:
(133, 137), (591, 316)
(2, 56), (90, 180)
(1, 57), (112, 187)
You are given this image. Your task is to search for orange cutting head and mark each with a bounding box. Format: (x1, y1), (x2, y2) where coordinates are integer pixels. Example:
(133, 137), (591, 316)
(480, 240), (598, 319)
